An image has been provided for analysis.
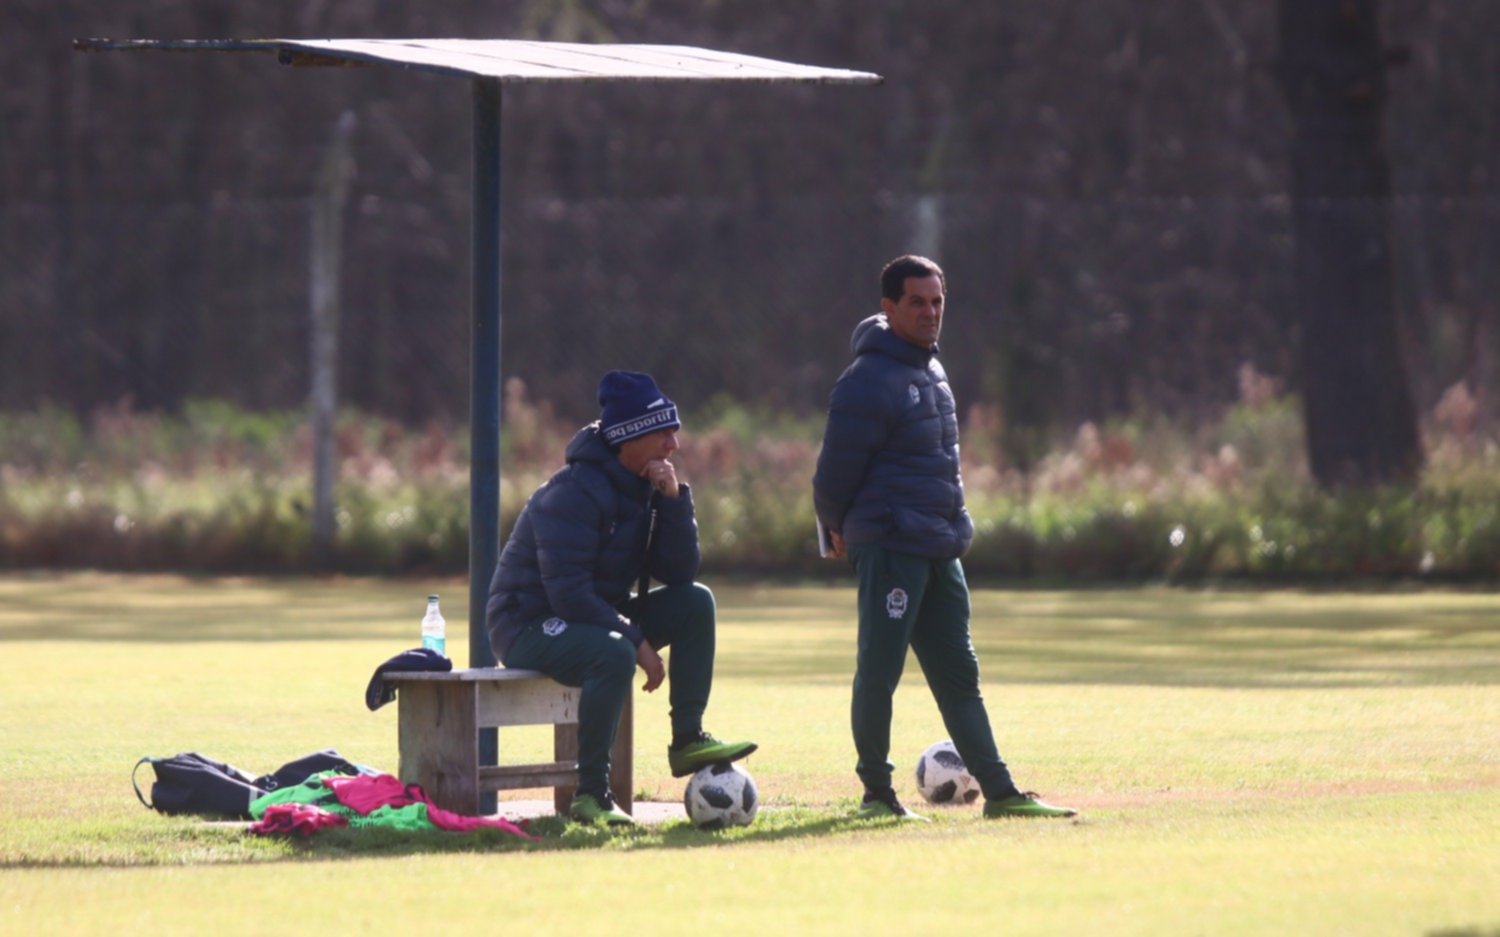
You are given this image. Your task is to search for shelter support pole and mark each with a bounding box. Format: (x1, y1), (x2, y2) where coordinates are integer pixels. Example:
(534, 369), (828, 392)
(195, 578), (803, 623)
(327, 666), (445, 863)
(470, 77), (503, 811)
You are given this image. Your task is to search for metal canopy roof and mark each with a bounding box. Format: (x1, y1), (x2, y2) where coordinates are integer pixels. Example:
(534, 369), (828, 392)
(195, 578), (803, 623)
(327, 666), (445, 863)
(73, 37), (883, 85)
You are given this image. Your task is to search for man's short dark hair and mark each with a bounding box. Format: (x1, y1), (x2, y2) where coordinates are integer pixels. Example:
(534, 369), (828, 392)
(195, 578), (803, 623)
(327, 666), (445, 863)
(880, 255), (945, 301)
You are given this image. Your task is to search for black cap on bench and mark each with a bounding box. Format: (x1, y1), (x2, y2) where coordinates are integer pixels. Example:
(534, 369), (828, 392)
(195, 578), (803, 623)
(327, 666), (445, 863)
(365, 648), (453, 711)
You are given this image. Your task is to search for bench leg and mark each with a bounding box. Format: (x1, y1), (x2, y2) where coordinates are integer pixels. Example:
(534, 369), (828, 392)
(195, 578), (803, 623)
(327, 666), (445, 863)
(611, 690), (634, 816)
(398, 681), (480, 815)
(552, 723), (579, 816)
(551, 690), (635, 816)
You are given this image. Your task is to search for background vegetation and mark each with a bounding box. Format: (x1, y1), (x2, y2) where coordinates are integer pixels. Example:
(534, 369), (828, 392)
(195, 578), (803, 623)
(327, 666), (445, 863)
(5, 2), (1495, 582)
(3, 377), (1495, 579)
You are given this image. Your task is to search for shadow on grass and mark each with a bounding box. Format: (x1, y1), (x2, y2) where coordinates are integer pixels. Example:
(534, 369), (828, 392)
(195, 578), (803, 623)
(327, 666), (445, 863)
(0, 807), (932, 869)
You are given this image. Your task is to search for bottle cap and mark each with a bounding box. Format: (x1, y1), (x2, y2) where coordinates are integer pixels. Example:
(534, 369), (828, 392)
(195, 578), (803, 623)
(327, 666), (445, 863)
(427, 594), (439, 602)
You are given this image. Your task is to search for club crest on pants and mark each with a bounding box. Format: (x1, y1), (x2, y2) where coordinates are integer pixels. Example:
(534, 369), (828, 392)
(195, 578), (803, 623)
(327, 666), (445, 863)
(886, 587), (909, 620)
(542, 617), (568, 636)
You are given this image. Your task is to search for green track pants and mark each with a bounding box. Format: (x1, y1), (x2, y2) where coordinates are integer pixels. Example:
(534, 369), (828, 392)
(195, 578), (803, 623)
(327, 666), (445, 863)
(849, 543), (1018, 800)
(502, 582), (716, 799)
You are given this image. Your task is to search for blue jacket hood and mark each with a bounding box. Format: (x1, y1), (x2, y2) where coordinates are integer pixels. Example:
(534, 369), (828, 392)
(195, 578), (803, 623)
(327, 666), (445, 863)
(564, 423), (645, 490)
(851, 313), (938, 368)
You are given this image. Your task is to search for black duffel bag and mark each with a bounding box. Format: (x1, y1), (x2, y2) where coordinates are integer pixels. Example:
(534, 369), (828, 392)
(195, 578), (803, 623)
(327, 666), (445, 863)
(132, 749), (357, 818)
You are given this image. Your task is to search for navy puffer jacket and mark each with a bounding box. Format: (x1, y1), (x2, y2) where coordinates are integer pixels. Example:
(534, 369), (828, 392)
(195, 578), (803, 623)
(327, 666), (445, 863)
(486, 423), (700, 661)
(813, 314), (974, 559)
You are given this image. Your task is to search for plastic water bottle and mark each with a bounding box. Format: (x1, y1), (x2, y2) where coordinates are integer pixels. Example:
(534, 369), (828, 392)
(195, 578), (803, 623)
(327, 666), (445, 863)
(421, 594), (446, 655)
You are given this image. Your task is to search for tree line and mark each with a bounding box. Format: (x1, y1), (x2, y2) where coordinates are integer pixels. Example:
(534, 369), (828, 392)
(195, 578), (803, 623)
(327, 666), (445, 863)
(4, 0), (1495, 485)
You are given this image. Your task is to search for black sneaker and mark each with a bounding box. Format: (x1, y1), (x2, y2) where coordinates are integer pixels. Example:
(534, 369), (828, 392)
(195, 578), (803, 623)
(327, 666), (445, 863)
(856, 787), (929, 822)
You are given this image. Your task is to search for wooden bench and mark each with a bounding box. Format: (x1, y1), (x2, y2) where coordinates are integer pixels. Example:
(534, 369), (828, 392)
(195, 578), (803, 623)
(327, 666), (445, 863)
(385, 668), (633, 817)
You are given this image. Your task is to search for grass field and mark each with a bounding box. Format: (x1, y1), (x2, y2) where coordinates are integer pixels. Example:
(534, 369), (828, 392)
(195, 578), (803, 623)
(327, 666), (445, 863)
(1, 573), (1497, 936)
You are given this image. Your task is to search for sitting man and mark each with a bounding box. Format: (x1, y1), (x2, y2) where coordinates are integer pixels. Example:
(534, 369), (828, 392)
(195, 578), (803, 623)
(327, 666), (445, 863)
(487, 370), (756, 825)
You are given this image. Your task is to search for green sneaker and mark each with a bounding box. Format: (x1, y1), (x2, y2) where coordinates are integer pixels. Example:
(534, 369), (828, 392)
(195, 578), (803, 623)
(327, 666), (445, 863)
(983, 792), (1078, 819)
(856, 788), (929, 822)
(568, 792), (635, 826)
(667, 732), (758, 778)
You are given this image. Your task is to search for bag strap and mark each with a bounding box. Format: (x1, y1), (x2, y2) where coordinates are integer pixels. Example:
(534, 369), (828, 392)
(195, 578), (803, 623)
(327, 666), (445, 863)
(637, 492), (659, 600)
(131, 756), (156, 810)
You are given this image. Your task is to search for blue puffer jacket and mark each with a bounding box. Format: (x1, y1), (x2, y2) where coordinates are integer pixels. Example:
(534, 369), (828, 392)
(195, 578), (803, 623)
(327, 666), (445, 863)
(813, 314), (974, 560)
(486, 423), (700, 661)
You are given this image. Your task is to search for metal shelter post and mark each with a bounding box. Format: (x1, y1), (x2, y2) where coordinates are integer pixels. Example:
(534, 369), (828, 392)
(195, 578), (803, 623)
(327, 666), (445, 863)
(470, 77), (503, 808)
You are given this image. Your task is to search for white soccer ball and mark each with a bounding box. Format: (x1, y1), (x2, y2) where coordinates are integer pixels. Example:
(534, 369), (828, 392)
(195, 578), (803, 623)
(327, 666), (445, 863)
(683, 762), (759, 830)
(915, 739), (981, 805)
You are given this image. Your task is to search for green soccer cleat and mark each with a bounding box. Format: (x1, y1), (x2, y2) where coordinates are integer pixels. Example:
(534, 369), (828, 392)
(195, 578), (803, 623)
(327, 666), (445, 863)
(667, 732), (758, 778)
(855, 788), (929, 822)
(568, 792), (635, 826)
(983, 792), (1078, 819)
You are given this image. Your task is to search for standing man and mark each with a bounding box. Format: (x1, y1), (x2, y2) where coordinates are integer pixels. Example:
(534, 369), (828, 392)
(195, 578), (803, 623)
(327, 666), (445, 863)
(488, 370), (756, 826)
(813, 255), (1076, 821)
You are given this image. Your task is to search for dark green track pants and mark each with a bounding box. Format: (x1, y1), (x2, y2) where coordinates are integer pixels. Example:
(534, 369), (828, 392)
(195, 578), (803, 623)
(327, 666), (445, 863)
(849, 543), (1017, 800)
(501, 582), (716, 799)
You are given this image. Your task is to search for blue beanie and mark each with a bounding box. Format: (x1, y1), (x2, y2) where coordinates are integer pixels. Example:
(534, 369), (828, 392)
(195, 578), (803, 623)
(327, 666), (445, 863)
(598, 370), (680, 445)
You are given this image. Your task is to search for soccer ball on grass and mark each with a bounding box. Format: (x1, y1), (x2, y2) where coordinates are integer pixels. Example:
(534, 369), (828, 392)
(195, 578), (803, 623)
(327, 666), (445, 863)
(683, 762), (759, 830)
(915, 739), (980, 805)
